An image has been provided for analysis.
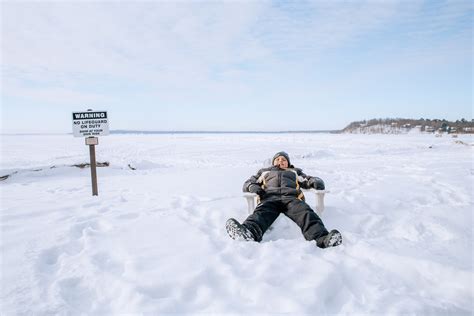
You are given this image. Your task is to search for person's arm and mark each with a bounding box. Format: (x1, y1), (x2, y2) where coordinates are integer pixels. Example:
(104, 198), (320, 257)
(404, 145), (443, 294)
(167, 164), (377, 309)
(296, 168), (325, 190)
(242, 169), (265, 194)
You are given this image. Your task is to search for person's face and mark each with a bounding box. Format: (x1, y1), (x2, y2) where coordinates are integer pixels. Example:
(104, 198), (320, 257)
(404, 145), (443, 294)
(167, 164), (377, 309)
(273, 156), (289, 169)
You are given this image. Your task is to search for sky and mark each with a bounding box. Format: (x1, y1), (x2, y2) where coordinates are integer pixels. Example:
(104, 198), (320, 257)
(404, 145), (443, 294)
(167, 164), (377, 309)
(1, 0), (472, 133)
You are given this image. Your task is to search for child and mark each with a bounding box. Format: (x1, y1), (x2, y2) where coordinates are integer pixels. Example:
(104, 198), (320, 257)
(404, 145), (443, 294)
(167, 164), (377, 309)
(226, 151), (342, 248)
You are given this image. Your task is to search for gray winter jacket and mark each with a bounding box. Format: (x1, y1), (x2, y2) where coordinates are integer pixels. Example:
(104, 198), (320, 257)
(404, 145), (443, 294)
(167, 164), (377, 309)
(243, 165), (325, 201)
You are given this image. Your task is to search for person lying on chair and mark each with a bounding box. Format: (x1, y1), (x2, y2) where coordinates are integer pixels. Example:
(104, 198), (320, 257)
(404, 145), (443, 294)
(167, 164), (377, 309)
(225, 151), (342, 248)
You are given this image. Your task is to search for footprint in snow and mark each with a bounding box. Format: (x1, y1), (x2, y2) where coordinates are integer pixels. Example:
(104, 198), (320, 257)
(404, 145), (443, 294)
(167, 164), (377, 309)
(82, 200), (102, 209)
(57, 277), (95, 313)
(91, 251), (125, 276)
(171, 195), (200, 210)
(115, 212), (140, 220)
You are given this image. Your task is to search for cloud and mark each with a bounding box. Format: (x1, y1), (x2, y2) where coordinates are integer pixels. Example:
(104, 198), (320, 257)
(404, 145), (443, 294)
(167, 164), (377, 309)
(1, 2), (271, 103)
(3, 2), (265, 73)
(1, 0), (471, 131)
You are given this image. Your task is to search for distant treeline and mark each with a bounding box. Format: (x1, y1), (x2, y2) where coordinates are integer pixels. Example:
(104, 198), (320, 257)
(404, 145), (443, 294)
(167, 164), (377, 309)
(343, 118), (474, 134)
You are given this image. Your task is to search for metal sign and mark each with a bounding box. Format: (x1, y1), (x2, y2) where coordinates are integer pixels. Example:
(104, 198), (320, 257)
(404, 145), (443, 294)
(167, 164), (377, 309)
(72, 109), (109, 196)
(72, 111), (109, 137)
(85, 136), (99, 146)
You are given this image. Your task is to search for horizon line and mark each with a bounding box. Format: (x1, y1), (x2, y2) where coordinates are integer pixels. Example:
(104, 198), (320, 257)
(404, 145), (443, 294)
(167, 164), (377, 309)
(1, 129), (342, 136)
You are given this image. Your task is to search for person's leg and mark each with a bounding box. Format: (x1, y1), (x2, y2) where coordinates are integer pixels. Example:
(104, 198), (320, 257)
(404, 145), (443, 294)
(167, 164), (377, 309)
(242, 200), (282, 242)
(283, 199), (329, 241)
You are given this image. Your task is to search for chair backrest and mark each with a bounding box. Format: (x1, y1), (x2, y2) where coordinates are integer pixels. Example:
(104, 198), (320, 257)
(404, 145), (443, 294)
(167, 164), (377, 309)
(263, 157), (272, 167)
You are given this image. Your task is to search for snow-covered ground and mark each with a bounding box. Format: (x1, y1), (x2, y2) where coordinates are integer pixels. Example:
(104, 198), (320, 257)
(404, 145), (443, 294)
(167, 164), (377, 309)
(1, 133), (473, 315)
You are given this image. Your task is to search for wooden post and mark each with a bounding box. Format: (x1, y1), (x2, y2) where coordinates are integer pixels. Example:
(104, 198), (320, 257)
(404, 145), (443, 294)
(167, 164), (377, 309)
(86, 137), (99, 196)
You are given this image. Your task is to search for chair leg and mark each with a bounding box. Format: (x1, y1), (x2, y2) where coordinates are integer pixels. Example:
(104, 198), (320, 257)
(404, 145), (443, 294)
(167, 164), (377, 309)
(244, 194), (257, 214)
(315, 192), (325, 217)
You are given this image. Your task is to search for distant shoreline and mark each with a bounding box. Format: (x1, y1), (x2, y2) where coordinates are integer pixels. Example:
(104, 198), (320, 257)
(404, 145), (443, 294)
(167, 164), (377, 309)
(111, 130), (340, 134)
(1, 130), (341, 136)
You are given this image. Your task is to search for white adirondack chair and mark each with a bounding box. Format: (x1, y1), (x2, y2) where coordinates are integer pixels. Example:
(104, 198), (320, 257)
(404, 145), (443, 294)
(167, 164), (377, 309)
(243, 189), (329, 217)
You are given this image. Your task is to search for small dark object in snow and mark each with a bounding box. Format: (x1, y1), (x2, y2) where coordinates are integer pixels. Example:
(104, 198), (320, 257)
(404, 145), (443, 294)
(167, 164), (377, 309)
(73, 162), (110, 168)
(0, 171), (18, 181)
(454, 140), (471, 146)
(0, 163), (110, 182)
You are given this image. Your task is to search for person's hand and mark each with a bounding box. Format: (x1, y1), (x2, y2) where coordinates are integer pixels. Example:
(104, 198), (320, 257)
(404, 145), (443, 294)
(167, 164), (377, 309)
(249, 184), (265, 197)
(255, 188), (266, 197)
(311, 178), (325, 190)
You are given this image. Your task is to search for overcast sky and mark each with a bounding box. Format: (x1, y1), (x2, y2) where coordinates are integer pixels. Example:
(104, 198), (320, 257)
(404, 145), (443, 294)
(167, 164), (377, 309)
(1, 0), (472, 133)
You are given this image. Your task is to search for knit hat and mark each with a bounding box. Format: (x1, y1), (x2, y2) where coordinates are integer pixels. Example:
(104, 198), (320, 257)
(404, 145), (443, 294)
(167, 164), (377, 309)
(272, 151), (291, 166)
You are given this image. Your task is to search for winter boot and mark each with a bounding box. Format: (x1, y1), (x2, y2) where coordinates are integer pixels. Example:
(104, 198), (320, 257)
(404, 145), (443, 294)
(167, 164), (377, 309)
(316, 229), (342, 248)
(226, 218), (255, 241)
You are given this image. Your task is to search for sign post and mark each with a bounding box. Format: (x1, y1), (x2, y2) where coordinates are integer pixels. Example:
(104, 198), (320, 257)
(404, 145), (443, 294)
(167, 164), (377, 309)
(86, 136), (99, 196)
(72, 110), (109, 196)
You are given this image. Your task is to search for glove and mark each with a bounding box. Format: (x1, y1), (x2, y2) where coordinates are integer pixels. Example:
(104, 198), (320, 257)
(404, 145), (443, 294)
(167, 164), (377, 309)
(248, 184), (265, 197)
(311, 177), (325, 190)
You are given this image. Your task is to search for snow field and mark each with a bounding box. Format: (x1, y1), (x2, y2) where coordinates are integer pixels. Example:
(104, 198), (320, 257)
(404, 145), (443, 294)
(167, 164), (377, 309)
(1, 133), (473, 315)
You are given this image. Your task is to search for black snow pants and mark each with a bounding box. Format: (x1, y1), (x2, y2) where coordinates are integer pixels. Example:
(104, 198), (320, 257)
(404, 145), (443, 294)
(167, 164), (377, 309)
(243, 198), (329, 242)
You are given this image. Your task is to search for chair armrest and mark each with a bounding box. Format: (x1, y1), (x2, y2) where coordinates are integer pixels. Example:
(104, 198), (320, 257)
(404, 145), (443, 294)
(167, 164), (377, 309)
(243, 190), (329, 216)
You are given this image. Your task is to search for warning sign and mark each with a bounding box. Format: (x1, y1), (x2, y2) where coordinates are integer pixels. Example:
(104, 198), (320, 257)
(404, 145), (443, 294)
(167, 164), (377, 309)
(72, 111), (109, 137)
